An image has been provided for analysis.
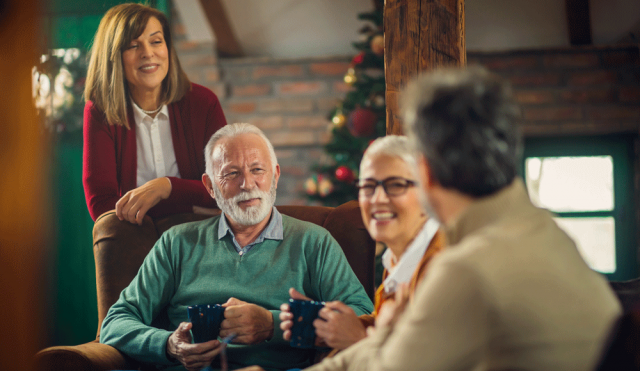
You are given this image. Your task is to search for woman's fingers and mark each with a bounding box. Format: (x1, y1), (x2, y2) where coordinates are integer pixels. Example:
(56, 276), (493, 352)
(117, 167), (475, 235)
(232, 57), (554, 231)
(115, 192), (131, 221)
(115, 178), (171, 225)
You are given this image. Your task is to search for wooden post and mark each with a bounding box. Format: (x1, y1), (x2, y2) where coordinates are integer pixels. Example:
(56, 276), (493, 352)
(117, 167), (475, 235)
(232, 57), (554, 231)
(384, 0), (466, 135)
(0, 1), (51, 369)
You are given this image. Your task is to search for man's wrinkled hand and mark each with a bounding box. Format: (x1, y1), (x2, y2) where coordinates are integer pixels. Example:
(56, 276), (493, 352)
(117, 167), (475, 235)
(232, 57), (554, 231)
(220, 297), (274, 344)
(166, 322), (221, 371)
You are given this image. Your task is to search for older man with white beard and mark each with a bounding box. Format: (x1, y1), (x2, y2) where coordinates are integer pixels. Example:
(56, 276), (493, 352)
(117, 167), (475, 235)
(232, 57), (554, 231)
(99, 123), (373, 371)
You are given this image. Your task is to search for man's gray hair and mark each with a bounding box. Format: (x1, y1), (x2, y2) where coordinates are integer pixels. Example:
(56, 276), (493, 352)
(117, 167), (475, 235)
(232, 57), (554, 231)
(401, 66), (521, 197)
(360, 135), (418, 179)
(204, 123), (278, 179)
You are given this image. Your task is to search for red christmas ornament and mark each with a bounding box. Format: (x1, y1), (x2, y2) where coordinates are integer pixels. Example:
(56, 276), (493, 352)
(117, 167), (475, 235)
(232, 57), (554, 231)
(335, 165), (355, 183)
(347, 108), (377, 137)
(352, 52), (365, 65)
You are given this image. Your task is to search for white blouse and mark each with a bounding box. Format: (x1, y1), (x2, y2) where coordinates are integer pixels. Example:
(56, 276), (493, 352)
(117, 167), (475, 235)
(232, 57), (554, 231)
(382, 218), (440, 294)
(132, 102), (181, 187)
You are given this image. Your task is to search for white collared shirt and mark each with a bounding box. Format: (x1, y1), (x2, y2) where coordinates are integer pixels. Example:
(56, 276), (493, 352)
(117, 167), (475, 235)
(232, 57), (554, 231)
(382, 218), (440, 294)
(132, 102), (180, 187)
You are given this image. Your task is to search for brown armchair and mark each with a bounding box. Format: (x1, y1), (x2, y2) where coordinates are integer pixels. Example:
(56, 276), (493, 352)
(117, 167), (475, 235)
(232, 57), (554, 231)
(36, 201), (375, 371)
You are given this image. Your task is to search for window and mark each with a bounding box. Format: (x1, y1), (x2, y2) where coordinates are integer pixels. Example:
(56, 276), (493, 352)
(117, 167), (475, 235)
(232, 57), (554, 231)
(522, 135), (637, 281)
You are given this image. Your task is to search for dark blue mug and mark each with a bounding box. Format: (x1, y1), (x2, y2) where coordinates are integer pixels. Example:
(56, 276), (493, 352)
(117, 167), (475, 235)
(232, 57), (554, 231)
(288, 299), (325, 348)
(187, 304), (225, 343)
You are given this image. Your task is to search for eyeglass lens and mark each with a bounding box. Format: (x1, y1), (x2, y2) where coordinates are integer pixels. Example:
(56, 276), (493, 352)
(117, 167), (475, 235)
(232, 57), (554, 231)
(358, 178), (414, 197)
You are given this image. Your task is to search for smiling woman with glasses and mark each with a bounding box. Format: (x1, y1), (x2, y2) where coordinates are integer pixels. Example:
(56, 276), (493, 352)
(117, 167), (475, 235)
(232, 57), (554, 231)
(302, 135), (446, 352)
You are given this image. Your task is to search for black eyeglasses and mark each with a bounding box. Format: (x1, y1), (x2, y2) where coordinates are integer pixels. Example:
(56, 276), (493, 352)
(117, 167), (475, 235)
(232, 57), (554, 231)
(355, 177), (416, 197)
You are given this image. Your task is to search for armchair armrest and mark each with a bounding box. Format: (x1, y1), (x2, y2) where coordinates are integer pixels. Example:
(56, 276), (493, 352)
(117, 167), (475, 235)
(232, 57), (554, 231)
(35, 340), (137, 371)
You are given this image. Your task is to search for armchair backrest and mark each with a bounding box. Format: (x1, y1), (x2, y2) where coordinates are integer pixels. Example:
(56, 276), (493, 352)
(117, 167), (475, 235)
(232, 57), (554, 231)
(92, 200), (375, 340)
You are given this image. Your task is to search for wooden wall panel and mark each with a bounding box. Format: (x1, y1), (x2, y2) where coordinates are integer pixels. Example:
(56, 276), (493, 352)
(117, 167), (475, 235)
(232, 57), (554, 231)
(384, 0), (466, 135)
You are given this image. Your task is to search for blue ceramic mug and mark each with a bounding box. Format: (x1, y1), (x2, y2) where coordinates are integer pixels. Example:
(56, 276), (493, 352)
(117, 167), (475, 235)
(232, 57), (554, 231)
(187, 304), (225, 343)
(289, 299), (325, 348)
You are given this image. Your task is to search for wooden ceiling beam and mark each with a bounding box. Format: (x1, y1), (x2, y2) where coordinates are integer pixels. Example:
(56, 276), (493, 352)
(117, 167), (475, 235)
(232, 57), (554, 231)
(199, 0), (243, 57)
(565, 0), (592, 45)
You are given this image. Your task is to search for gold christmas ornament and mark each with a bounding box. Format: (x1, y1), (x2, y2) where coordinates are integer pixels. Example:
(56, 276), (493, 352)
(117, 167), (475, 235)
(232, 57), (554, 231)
(318, 178), (334, 197)
(374, 95), (385, 107)
(332, 113), (346, 127)
(370, 34), (385, 56)
(304, 177), (318, 195)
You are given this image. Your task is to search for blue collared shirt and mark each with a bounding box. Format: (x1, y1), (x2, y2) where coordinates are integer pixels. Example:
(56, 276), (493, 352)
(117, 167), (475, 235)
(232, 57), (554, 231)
(218, 206), (284, 255)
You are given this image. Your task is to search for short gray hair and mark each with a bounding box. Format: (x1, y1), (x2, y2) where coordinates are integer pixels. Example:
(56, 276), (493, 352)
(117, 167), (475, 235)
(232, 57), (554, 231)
(360, 135), (418, 178)
(401, 66), (521, 197)
(204, 123), (278, 179)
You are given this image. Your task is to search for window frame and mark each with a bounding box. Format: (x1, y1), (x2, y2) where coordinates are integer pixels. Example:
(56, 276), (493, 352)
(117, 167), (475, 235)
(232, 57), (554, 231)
(521, 135), (637, 281)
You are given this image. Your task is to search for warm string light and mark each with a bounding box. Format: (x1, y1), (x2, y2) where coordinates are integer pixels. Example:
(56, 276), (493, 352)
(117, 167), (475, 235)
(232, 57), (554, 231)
(344, 67), (357, 85)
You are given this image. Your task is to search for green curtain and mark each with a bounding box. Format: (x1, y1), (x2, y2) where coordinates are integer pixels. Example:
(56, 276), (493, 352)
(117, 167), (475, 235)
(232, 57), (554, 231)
(52, 137), (97, 345)
(46, 0), (170, 346)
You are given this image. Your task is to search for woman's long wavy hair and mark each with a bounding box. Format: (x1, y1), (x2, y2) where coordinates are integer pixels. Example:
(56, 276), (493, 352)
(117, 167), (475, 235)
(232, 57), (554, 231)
(84, 3), (190, 128)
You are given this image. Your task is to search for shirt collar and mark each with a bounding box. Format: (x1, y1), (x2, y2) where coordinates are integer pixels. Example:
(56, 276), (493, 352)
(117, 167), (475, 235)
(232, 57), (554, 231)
(131, 99), (169, 126)
(218, 206), (284, 244)
(382, 218), (440, 293)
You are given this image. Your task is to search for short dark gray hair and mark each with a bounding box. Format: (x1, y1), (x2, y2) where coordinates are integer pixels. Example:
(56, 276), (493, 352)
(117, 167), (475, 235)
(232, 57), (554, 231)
(205, 123), (278, 179)
(401, 66), (521, 197)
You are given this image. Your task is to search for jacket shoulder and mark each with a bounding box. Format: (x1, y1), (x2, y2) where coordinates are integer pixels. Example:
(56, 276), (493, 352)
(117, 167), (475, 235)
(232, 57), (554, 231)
(181, 83), (219, 106)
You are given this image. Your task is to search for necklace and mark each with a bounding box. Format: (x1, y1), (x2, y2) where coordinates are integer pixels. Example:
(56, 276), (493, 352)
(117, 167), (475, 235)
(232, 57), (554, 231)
(135, 102), (163, 115)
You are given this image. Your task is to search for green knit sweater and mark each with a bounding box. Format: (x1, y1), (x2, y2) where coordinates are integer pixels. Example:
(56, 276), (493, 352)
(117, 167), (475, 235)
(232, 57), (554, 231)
(100, 214), (373, 371)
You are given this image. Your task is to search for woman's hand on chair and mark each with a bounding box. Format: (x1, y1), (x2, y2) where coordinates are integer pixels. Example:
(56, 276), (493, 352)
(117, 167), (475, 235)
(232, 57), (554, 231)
(116, 177), (171, 225)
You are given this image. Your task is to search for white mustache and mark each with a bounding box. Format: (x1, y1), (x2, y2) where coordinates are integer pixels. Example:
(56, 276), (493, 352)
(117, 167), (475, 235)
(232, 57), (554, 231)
(232, 189), (266, 203)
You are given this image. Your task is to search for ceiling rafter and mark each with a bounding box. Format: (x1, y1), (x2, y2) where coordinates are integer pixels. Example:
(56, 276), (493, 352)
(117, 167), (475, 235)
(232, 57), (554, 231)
(199, 0), (243, 57)
(565, 0), (592, 45)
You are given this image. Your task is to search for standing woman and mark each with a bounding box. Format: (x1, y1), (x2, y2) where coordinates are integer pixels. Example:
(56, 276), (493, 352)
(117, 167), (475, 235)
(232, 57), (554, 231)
(83, 3), (227, 224)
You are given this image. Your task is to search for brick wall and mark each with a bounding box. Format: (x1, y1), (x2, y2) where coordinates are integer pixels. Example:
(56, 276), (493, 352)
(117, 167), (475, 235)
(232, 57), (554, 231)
(468, 46), (640, 137)
(173, 6), (640, 208)
(217, 57), (353, 205)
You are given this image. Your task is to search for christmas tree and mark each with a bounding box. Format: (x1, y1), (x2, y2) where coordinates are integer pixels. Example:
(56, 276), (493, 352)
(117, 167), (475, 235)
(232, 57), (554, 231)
(305, 1), (386, 206)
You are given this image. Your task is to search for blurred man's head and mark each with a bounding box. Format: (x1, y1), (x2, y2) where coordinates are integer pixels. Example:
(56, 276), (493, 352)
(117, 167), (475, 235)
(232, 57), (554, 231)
(203, 123), (280, 227)
(402, 66), (522, 197)
(401, 66), (521, 222)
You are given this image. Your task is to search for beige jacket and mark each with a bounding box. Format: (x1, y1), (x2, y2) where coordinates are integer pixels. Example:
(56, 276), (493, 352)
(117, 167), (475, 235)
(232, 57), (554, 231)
(308, 179), (621, 371)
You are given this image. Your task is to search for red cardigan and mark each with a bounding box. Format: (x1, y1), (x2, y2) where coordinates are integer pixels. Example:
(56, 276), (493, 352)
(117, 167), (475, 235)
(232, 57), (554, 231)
(82, 83), (227, 221)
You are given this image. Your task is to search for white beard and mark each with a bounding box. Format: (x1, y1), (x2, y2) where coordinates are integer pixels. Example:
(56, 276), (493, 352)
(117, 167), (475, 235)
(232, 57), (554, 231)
(214, 176), (277, 226)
